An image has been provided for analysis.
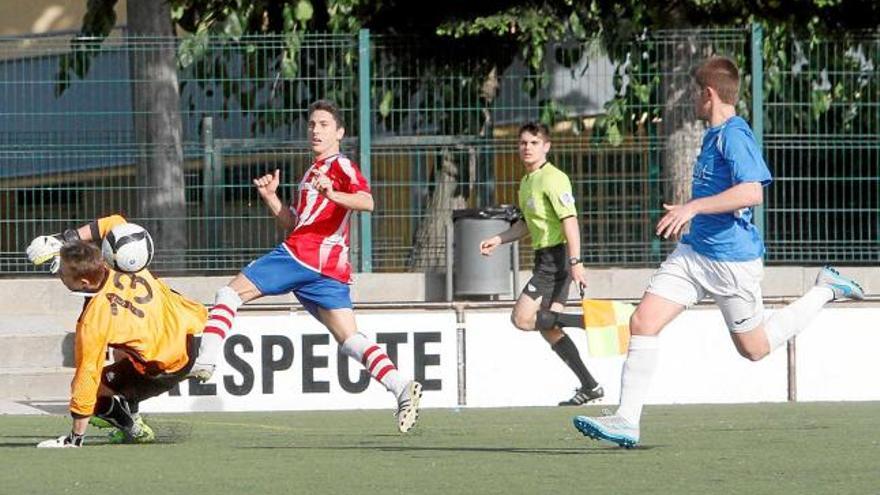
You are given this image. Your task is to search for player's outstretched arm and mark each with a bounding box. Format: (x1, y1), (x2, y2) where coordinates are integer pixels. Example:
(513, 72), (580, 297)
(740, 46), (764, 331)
(687, 181), (763, 214)
(254, 169), (297, 232)
(36, 416), (88, 448)
(656, 182), (763, 239)
(479, 219), (528, 256)
(323, 190), (374, 212)
(25, 215), (124, 272)
(310, 170), (374, 212)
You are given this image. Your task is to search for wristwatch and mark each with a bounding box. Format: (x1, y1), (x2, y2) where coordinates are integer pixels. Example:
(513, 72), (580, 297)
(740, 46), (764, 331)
(568, 256), (581, 266)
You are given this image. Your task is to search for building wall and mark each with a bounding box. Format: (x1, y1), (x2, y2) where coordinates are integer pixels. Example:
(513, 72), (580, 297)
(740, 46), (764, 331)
(0, 1), (127, 36)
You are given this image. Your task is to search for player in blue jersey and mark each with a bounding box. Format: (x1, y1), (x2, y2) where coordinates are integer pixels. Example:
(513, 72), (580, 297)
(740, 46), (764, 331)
(572, 56), (864, 448)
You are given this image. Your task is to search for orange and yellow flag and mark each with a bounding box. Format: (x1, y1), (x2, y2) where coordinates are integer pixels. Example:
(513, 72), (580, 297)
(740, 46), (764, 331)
(581, 299), (635, 357)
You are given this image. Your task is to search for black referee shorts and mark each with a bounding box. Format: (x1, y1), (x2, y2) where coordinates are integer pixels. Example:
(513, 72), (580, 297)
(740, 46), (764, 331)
(521, 244), (571, 308)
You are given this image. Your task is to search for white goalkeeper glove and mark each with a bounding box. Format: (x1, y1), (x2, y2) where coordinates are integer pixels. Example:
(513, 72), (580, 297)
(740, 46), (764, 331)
(36, 431), (84, 448)
(26, 235), (63, 266)
(26, 229), (81, 274)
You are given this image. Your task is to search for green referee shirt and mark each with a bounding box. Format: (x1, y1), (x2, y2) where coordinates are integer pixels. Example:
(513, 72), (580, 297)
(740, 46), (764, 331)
(518, 162), (577, 249)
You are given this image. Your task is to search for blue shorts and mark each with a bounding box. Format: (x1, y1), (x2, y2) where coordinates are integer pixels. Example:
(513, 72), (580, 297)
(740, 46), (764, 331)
(242, 244), (352, 318)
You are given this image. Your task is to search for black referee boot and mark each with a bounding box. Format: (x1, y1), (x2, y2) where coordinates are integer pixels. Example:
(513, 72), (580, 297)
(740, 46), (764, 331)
(558, 384), (604, 406)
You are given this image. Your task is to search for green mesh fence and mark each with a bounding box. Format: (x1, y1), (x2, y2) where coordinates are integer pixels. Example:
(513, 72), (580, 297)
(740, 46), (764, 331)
(762, 32), (879, 263)
(0, 32), (358, 273)
(0, 28), (877, 274)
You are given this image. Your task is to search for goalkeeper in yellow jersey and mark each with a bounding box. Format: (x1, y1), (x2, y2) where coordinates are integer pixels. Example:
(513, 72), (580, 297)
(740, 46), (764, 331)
(26, 215), (207, 448)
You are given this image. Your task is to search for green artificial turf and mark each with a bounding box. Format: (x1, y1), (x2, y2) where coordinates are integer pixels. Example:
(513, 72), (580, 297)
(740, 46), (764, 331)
(2, 403), (878, 494)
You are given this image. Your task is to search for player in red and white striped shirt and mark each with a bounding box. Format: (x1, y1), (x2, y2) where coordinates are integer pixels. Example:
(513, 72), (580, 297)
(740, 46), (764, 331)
(191, 100), (421, 433)
(284, 151), (367, 284)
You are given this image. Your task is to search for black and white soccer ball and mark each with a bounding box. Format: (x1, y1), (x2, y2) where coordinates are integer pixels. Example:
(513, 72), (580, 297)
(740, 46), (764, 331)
(101, 223), (154, 273)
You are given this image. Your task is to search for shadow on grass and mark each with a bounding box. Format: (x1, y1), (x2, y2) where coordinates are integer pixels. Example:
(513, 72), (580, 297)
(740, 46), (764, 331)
(0, 442), (45, 448)
(701, 425), (831, 433)
(0, 434), (121, 448)
(0, 438), (185, 448)
(0, 425), (189, 447)
(236, 444), (659, 455)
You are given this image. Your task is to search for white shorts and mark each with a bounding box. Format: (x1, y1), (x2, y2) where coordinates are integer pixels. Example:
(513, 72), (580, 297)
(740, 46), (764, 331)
(645, 243), (764, 333)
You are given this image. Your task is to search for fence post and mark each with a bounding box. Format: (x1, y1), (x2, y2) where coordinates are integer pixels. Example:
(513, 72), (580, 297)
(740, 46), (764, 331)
(445, 219), (454, 302)
(201, 116), (222, 260)
(358, 28), (373, 272)
(751, 23), (765, 238)
(787, 338), (797, 402)
(455, 304), (467, 407)
(648, 119), (661, 260)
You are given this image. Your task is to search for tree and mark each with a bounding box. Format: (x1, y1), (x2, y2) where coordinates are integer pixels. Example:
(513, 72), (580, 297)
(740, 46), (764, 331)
(435, 0), (880, 207)
(60, 0), (880, 153)
(57, 0), (187, 265)
(128, 0), (188, 266)
(60, 0), (879, 267)
(158, 0), (880, 213)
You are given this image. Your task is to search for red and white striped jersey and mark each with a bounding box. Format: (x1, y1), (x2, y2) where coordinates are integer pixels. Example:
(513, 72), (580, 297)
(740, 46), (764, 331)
(283, 154), (370, 283)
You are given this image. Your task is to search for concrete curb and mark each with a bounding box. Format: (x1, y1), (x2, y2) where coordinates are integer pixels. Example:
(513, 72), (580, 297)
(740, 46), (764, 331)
(0, 399), (50, 415)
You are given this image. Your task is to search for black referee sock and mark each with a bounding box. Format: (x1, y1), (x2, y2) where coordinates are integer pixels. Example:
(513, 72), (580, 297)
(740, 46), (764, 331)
(555, 312), (584, 329)
(536, 310), (584, 330)
(551, 334), (598, 390)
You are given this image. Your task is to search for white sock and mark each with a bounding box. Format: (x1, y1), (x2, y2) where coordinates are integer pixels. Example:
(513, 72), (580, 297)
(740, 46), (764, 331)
(341, 333), (407, 397)
(764, 286), (833, 351)
(196, 286), (243, 366)
(616, 335), (660, 426)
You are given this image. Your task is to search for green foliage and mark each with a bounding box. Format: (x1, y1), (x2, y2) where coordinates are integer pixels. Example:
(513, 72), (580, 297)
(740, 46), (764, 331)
(59, 0), (879, 138)
(589, 1), (879, 144)
(54, 0), (118, 96)
(436, 3), (601, 128)
(760, 24), (878, 137)
(378, 89), (393, 119)
(437, 6), (592, 80)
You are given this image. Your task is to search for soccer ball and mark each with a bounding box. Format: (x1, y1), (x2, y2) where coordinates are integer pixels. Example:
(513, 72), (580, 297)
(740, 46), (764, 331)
(101, 223), (154, 273)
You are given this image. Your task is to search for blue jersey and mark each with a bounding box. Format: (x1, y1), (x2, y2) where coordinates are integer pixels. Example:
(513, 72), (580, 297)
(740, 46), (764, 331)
(681, 116), (772, 261)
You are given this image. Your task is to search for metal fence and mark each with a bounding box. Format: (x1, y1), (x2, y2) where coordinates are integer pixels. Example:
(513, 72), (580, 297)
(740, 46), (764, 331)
(761, 29), (879, 263)
(0, 27), (877, 274)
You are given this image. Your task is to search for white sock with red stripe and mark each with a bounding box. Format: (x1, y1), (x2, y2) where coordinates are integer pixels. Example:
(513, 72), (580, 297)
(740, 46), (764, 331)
(195, 286), (243, 367)
(341, 333), (407, 397)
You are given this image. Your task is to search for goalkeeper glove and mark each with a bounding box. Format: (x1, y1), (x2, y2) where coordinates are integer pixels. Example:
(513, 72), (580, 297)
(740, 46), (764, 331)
(36, 431), (84, 448)
(26, 229), (81, 274)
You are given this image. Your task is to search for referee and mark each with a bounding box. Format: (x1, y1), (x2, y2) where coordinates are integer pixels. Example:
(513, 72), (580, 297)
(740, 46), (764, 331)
(480, 122), (603, 406)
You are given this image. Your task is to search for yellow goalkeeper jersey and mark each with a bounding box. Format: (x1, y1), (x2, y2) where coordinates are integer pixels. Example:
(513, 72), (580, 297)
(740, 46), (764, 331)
(69, 215), (208, 416)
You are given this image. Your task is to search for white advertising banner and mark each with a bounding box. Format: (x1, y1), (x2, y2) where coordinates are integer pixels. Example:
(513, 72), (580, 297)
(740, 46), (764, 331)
(465, 309), (624, 408)
(138, 306), (879, 412)
(795, 308), (880, 401)
(465, 307), (789, 408)
(647, 308), (788, 404)
(141, 310), (459, 413)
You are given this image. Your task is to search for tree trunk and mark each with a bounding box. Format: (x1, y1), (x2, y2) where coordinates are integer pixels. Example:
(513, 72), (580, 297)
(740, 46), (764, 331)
(478, 66), (499, 208)
(661, 36), (705, 210)
(409, 149), (467, 270)
(128, 0), (187, 269)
